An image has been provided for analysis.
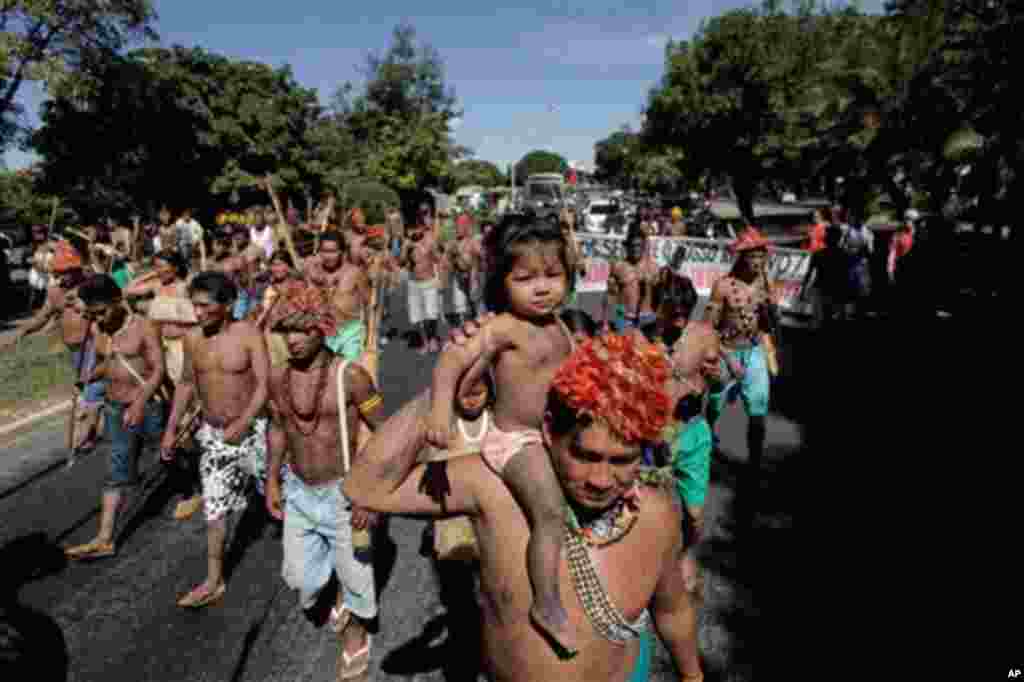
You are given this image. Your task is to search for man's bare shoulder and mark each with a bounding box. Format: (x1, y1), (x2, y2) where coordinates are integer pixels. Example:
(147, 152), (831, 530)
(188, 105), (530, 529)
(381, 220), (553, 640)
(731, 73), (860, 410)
(342, 360), (374, 388)
(230, 319), (263, 340)
(640, 483), (684, 546)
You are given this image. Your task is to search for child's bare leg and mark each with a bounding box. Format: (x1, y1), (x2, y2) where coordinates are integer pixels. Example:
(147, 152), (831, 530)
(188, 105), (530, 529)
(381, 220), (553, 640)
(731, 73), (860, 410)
(502, 443), (577, 658)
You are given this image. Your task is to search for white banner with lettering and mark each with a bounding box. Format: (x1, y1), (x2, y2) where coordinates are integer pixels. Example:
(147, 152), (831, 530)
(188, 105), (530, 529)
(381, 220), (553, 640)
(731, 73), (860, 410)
(573, 234), (812, 314)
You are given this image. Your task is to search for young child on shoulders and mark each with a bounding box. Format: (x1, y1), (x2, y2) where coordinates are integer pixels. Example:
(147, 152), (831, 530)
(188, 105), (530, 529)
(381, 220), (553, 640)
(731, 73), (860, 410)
(427, 214), (580, 658)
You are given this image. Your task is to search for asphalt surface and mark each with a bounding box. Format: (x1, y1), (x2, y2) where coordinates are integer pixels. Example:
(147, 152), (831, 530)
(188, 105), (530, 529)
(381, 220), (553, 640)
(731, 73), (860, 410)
(0, 290), (812, 682)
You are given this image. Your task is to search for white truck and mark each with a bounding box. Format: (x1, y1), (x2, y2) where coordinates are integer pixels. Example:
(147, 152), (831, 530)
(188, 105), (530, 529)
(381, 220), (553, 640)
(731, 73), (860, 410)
(518, 173), (566, 221)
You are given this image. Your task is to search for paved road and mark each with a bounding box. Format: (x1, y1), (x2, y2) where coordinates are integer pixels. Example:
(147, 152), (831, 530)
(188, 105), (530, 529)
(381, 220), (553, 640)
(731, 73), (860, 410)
(0, 291), (809, 682)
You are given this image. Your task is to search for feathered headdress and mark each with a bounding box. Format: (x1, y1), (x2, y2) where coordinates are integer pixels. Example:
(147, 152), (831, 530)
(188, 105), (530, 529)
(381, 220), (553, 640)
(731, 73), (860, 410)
(267, 280), (338, 338)
(551, 334), (671, 444)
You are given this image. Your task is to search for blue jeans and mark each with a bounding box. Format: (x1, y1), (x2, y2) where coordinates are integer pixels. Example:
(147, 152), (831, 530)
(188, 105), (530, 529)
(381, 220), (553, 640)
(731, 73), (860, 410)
(232, 290), (252, 320)
(104, 400), (166, 489)
(281, 468), (378, 618)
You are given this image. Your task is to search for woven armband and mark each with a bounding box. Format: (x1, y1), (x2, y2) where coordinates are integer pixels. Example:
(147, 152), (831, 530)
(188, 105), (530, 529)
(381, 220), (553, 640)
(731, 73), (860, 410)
(358, 393), (382, 415)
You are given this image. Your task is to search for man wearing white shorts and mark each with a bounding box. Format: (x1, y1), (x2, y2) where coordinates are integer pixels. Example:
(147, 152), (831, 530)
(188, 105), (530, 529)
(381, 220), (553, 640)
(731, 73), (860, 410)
(401, 210), (444, 354)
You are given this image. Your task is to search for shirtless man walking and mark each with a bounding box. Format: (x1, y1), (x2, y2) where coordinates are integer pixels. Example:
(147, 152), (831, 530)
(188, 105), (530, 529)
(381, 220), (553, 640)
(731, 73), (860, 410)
(704, 227), (779, 478)
(262, 280), (387, 679)
(160, 271), (271, 608)
(306, 231), (371, 363)
(64, 275), (166, 560)
(5, 242), (106, 454)
(402, 207), (444, 354)
(445, 213), (483, 327)
(212, 230), (260, 321)
(346, 336), (703, 682)
(604, 226), (660, 333)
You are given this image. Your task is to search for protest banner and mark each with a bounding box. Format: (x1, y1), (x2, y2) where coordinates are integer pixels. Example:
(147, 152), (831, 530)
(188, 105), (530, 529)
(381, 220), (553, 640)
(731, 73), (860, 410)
(574, 234), (812, 314)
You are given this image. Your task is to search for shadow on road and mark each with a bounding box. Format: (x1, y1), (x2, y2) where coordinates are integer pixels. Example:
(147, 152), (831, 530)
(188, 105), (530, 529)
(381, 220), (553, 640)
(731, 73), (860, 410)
(381, 528), (483, 682)
(0, 532), (70, 681)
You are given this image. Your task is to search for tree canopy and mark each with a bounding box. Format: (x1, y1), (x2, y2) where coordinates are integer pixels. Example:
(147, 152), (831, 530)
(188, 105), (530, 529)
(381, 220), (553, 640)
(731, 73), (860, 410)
(633, 0), (1023, 227)
(1, 0), (158, 152)
(449, 159), (506, 191)
(514, 149), (568, 181)
(31, 46), (320, 220)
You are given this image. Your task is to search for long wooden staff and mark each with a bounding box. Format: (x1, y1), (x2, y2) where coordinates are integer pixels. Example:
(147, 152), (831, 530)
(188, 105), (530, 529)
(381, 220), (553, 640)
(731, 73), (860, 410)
(65, 324), (92, 464)
(264, 174), (308, 284)
(314, 195), (335, 254)
(46, 197), (59, 241)
(172, 401), (202, 449)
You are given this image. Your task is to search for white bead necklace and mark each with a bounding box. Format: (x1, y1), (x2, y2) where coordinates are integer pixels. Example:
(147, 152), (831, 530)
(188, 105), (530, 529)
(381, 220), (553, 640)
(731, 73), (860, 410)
(457, 410), (489, 444)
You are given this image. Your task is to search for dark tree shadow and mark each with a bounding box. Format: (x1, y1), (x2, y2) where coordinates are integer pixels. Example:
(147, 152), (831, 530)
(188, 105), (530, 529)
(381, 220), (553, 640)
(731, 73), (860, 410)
(0, 533), (70, 682)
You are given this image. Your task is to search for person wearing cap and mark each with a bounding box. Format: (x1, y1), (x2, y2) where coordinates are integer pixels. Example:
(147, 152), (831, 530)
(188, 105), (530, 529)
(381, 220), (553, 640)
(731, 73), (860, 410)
(64, 274), (166, 560)
(704, 227), (779, 478)
(5, 241), (108, 453)
(669, 207), (687, 237)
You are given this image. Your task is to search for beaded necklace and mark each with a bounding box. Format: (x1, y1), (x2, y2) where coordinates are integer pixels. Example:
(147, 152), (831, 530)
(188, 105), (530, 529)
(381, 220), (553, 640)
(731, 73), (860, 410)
(564, 481), (640, 548)
(284, 357), (331, 436)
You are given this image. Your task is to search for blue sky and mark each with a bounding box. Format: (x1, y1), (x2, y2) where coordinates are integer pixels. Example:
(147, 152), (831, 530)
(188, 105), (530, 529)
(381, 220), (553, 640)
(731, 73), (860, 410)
(4, 0), (885, 172)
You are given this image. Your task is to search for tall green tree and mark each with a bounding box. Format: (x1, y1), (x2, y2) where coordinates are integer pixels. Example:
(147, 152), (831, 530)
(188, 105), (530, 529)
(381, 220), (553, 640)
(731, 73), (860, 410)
(31, 46), (320, 220)
(448, 159), (505, 191)
(514, 149), (567, 181)
(334, 22), (464, 215)
(593, 129), (639, 189)
(0, 167), (63, 225)
(0, 0), (158, 151)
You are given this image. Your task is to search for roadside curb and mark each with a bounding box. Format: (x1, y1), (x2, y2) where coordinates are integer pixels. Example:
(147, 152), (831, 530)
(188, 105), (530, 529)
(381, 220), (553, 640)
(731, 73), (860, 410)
(0, 399), (71, 438)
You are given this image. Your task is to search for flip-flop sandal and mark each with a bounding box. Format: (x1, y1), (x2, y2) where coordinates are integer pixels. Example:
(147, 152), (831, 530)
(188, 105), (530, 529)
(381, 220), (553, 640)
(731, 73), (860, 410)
(65, 539), (116, 560)
(329, 605), (351, 634)
(338, 634), (371, 680)
(177, 583), (226, 608)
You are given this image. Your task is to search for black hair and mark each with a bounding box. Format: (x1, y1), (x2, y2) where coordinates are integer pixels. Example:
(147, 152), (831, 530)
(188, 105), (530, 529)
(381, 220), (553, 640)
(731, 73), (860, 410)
(456, 369), (497, 415)
(654, 271), (698, 319)
(77, 274), (122, 306)
(546, 387), (592, 438)
(154, 249), (188, 279)
(319, 231), (344, 250)
(560, 309), (598, 339)
(674, 393), (704, 422)
(59, 268), (88, 290)
(626, 221), (647, 244)
(188, 270), (238, 305)
(483, 213), (575, 313)
(825, 224), (843, 246)
(270, 249), (294, 267)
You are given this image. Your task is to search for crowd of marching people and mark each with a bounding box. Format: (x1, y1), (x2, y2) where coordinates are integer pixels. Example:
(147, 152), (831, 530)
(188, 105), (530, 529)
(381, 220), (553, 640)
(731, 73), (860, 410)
(2, 193), (797, 682)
